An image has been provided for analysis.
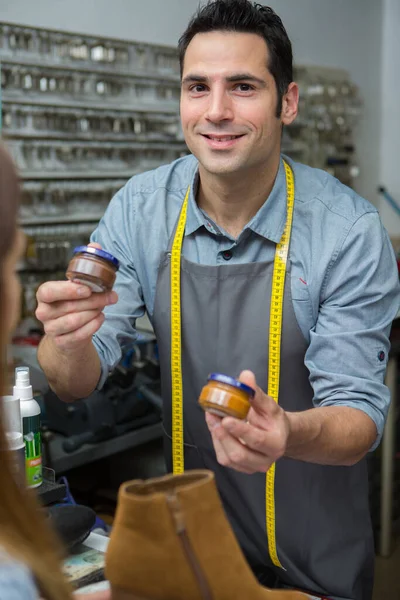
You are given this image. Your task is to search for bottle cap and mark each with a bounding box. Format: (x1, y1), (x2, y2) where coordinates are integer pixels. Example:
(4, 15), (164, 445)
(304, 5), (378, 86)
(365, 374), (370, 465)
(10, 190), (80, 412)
(73, 246), (120, 270)
(15, 366), (30, 386)
(207, 373), (255, 397)
(14, 366), (33, 401)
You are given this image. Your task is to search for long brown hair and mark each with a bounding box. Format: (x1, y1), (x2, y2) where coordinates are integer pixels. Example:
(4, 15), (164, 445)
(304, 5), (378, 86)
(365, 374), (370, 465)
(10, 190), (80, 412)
(0, 144), (72, 600)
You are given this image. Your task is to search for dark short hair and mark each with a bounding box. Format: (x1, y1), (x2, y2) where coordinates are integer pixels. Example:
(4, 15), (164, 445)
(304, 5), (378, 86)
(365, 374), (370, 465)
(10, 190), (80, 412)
(178, 0), (293, 116)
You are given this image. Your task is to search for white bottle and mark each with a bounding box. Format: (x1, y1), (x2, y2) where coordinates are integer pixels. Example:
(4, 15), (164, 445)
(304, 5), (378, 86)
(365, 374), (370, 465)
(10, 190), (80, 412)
(13, 366), (42, 488)
(2, 395), (26, 485)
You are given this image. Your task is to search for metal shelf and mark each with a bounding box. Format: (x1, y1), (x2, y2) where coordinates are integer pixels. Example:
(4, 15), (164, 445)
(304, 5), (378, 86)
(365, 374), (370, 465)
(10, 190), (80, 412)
(1, 94), (179, 114)
(19, 213), (105, 226)
(47, 421), (163, 474)
(21, 170), (134, 180)
(1, 55), (180, 82)
(4, 130), (183, 143)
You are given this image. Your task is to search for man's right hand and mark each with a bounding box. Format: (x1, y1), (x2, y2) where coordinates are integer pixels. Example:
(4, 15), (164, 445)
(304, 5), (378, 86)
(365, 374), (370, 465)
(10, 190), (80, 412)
(35, 243), (118, 400)
(35, 278), (118, 351)
(35, 281), (118, 351)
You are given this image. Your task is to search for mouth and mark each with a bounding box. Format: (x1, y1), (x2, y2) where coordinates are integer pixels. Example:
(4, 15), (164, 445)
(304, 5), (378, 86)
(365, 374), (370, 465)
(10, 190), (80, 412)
(201, 134), (245, 149)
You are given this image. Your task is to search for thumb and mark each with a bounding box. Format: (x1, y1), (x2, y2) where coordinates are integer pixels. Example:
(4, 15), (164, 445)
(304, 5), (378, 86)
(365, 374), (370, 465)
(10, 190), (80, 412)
(238, 369), (276, 417)
(88, 242), (102, 249)
(238, 369), (257, 391)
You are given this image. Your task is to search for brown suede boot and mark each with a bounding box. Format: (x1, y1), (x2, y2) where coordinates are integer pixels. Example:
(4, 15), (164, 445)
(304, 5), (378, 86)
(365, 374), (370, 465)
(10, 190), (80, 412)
(105, 469), (310, 600)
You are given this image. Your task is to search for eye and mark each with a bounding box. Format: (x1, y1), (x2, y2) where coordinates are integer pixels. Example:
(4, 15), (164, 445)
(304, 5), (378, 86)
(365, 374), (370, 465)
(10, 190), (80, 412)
(235, 83), (254, 92)
(189, 84), (207, 93)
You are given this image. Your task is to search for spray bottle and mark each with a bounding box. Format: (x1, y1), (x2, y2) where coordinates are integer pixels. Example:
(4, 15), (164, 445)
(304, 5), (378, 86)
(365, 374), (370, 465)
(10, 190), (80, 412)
(13, 366), (42, 488)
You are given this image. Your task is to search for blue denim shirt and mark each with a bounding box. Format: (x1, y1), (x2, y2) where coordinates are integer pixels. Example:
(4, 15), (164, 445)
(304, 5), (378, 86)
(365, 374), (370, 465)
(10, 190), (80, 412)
(92, 154), (400, 449)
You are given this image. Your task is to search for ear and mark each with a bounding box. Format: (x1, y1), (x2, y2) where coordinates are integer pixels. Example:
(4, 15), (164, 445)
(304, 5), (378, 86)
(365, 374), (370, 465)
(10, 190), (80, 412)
(281, 82), (299, 126)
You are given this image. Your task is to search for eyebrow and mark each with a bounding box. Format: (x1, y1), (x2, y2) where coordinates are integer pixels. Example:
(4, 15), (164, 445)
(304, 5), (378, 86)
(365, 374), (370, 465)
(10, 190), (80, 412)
(181, 73), (267, 87)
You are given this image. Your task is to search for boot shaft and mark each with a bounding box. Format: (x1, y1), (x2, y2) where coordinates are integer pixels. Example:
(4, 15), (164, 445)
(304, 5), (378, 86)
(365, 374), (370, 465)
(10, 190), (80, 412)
(106, 471), (214, 600)
(105, 470), (310, 600)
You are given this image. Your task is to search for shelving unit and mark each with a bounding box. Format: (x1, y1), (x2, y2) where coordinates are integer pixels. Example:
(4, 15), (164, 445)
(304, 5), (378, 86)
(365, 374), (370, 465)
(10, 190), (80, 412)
(0, 22), (363, 323)
(0, 22), (186, 321)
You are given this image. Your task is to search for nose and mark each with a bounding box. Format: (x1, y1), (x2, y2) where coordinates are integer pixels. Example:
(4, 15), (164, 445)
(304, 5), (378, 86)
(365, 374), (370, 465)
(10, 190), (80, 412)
(205, 89), (233, 124)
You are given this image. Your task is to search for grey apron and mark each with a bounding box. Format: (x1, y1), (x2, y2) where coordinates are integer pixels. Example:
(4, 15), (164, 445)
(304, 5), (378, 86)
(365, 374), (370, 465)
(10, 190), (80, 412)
(151, 191), (374, 600)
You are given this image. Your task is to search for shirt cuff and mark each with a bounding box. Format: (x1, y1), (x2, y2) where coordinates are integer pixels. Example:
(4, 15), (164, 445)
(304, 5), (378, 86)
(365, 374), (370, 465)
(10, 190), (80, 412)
(92, 335), (113, 390)
(319, 398), (384, 452)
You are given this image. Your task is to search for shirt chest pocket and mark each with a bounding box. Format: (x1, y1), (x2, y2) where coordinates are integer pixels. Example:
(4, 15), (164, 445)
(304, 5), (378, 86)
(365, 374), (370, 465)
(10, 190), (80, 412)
(290, 271), (316, 341)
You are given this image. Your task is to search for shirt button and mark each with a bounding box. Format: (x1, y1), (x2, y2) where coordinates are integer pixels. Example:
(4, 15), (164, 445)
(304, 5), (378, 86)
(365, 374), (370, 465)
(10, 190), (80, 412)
(222, 250), (233, 261)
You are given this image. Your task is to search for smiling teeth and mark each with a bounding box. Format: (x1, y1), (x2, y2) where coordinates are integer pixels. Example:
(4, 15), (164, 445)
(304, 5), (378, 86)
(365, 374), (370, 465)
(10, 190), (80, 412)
(208, 135), (238, 141)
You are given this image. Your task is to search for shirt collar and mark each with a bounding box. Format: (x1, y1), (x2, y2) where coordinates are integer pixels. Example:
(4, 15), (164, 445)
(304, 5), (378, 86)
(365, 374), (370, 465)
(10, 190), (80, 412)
(183, 156), (288, 243)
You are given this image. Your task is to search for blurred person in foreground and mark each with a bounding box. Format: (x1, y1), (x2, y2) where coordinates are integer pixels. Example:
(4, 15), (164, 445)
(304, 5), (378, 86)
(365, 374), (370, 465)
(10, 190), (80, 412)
(0, 144), (110, 600)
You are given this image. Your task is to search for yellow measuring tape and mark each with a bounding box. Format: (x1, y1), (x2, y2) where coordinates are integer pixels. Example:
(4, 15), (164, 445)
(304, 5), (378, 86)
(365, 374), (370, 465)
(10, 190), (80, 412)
(266, 160), (295, 569)
(171, 161), (295, 569)
(170, 186), (190, 475)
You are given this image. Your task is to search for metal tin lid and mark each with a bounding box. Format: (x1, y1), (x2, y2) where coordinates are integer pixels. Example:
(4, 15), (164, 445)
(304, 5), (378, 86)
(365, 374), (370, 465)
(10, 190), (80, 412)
(207, 373), (255, 397)
(73, 245), (120, 270)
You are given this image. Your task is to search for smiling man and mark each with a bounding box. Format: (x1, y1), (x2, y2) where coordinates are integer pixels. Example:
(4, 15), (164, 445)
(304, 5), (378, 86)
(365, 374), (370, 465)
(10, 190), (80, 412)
(35, 2), (399, 600)
(180, 28), (298, 238)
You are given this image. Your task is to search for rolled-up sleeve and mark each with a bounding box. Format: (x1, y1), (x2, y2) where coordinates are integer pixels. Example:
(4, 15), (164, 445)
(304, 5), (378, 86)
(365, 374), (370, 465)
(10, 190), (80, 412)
(91, 184), (145, 389)
(305, 211), (400, 450)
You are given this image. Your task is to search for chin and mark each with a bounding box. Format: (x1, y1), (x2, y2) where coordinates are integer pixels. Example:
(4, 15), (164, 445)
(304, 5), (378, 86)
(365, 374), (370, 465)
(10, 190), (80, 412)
(200, 160), (248, 177)
(193, 152), (236, 172)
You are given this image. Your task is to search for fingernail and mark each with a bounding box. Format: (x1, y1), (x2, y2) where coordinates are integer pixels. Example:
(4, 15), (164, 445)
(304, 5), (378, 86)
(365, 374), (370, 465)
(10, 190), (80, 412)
(206, 413), (220, 429)
(77, 286), (91, 297)
(107, 292), (117, 304)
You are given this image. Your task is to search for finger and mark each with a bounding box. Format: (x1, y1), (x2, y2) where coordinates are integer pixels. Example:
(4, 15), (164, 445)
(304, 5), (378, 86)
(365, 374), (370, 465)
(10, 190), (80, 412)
(208, 413), (270, 473)
(215, 427), (272, 473)
(204, 398), (273, 473)
(209, 431), (254, 474)
(44, 309), (105, 336)
(222, 417), (279, 457)
(238, 369), (278, 419)
(237, 369), (257, 391)
(87, 242), (102, 250)
(222, 407), (288, 464)
(53, 313), (105, 350)
(205, 411), (222, 429)
(37, 281), (92, 304)
(205, 413), (232, 468)
(36, 291), (118, 323)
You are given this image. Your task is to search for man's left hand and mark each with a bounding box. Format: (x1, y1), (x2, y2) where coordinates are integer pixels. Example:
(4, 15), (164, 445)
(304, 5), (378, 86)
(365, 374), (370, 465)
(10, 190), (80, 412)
(205, 370), (290, 474)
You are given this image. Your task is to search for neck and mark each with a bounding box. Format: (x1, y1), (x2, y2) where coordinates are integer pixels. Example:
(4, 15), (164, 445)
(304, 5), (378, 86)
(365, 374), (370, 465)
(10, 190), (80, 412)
(197, 156), (281, 239)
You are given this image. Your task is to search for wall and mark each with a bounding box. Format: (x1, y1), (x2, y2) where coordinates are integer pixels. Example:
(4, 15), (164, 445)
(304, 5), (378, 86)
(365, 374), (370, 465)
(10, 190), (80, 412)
(1, 0), (393, 231)
(0, 0), (199, 46)
(267, 0), (383, 214)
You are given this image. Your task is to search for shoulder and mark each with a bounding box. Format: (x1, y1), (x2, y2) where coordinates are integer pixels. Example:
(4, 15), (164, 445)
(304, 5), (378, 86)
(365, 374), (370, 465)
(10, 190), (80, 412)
(101, 154), (197, 229)
(288, 157), (378, 224)
(99, 154), (198, 244)
(119, 153), (197, 203)
(0, 552), (39, 599)
(93, 154), (197, 259)
(287, 158), (389, 300)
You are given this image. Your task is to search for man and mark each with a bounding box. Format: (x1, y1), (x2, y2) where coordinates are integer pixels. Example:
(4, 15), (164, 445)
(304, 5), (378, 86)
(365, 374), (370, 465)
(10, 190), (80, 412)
(36, 1), (399, 599)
